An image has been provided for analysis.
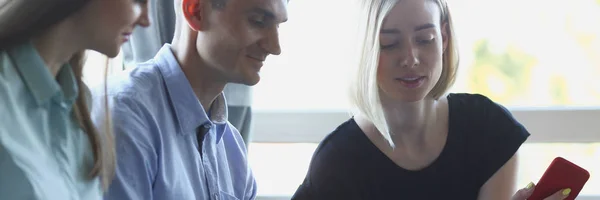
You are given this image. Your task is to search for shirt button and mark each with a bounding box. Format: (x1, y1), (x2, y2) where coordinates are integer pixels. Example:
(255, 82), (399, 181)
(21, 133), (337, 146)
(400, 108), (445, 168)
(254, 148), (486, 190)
(60, 103), (68, 109)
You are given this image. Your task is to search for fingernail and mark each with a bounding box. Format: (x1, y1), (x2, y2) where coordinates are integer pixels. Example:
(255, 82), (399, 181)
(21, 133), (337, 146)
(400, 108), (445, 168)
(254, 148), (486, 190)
(526, 182), (534, 189)
(562, 188), (571, 196)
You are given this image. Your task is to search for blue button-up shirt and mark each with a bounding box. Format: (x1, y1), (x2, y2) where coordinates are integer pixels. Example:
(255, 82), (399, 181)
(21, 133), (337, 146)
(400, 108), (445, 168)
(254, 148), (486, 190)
(92, 45), (257, 200)
(0, 42), (101, 200)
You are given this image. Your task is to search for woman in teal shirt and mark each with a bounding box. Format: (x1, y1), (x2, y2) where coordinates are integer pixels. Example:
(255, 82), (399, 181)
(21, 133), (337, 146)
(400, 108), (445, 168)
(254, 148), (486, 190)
(0, 0), (149, 199)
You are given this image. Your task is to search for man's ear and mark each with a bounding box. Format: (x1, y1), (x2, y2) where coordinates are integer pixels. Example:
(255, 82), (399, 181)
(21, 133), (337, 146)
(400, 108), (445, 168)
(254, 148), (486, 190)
(182, 0), (205, 31)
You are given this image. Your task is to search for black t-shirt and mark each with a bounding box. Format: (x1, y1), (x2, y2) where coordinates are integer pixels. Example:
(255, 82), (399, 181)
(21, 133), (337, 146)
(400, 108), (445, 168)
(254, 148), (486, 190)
(292, 93), (530, 200)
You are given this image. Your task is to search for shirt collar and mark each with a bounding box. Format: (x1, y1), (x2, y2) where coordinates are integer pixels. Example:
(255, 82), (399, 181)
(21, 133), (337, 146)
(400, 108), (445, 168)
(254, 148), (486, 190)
(8, 41), (78, 107)
(154, 44), (228, 141)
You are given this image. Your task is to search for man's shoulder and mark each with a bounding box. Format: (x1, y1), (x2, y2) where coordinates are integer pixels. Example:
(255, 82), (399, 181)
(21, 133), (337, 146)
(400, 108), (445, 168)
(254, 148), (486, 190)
(93, 61), (165, 100)
(90, 61), (167, 151)
(89, 60), (171, 122)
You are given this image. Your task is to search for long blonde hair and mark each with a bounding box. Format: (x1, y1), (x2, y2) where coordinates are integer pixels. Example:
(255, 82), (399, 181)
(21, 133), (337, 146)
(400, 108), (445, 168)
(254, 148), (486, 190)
(349, 0), (459, 148)
(0, 0), (115, 189)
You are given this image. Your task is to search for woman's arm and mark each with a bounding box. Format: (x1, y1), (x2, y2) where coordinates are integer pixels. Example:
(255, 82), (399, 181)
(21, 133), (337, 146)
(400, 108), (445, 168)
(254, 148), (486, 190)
(477, 153), (519, 200)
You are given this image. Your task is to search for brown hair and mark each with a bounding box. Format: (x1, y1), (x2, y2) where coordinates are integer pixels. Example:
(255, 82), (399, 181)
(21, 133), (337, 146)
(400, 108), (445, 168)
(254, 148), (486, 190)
(0, 0), (115, 189)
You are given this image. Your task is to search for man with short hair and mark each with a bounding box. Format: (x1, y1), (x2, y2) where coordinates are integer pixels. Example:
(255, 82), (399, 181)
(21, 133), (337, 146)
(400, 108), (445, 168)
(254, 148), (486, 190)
(92, 0), (288, 199)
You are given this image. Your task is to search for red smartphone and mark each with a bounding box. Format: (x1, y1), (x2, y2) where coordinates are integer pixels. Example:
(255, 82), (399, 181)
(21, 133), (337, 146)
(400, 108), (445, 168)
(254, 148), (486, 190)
(528, 157), (590, 200)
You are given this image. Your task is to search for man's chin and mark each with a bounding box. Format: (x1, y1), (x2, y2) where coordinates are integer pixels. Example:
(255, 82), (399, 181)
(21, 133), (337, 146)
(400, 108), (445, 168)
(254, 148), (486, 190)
(234, 75), (260, 86)
(244, 78), (260, 86)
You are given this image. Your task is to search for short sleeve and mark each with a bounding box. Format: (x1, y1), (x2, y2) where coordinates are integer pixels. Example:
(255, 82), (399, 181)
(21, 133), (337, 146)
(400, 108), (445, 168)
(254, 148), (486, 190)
(471, 94), (530, 186)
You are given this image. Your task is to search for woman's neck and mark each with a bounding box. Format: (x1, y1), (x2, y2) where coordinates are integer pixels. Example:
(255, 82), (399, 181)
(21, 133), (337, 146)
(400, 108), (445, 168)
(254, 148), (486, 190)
(381, 97), (445, 148)
(32, 17), (83, 77)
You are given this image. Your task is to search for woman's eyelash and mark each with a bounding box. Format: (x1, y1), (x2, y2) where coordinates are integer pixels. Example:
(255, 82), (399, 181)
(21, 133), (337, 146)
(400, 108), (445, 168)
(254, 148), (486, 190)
(418, 38), (435, 44)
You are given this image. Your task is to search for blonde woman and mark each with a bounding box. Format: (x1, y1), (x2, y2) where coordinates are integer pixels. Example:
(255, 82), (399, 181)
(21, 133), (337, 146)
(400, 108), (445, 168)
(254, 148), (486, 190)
(0, 0), (149, 199)
(293, 0), (570, 199)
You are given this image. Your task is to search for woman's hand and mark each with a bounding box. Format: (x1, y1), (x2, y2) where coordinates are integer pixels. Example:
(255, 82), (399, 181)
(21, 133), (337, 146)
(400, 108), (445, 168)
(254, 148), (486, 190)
(511, 182), (571, 200)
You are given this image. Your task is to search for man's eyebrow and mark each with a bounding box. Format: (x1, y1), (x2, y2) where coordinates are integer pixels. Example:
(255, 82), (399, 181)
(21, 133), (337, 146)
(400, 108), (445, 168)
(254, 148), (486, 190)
(249, 7), (275, 19)
(249, 7), (288, 22)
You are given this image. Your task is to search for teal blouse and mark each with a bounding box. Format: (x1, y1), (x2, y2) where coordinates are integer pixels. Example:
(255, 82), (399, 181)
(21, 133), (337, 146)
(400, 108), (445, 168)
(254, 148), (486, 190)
(0, 42), (102, 200)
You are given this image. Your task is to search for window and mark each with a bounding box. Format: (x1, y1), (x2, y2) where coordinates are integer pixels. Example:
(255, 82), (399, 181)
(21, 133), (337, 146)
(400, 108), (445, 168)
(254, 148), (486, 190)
(253, 0), (600, 110)
(82, 50), (123, 88)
